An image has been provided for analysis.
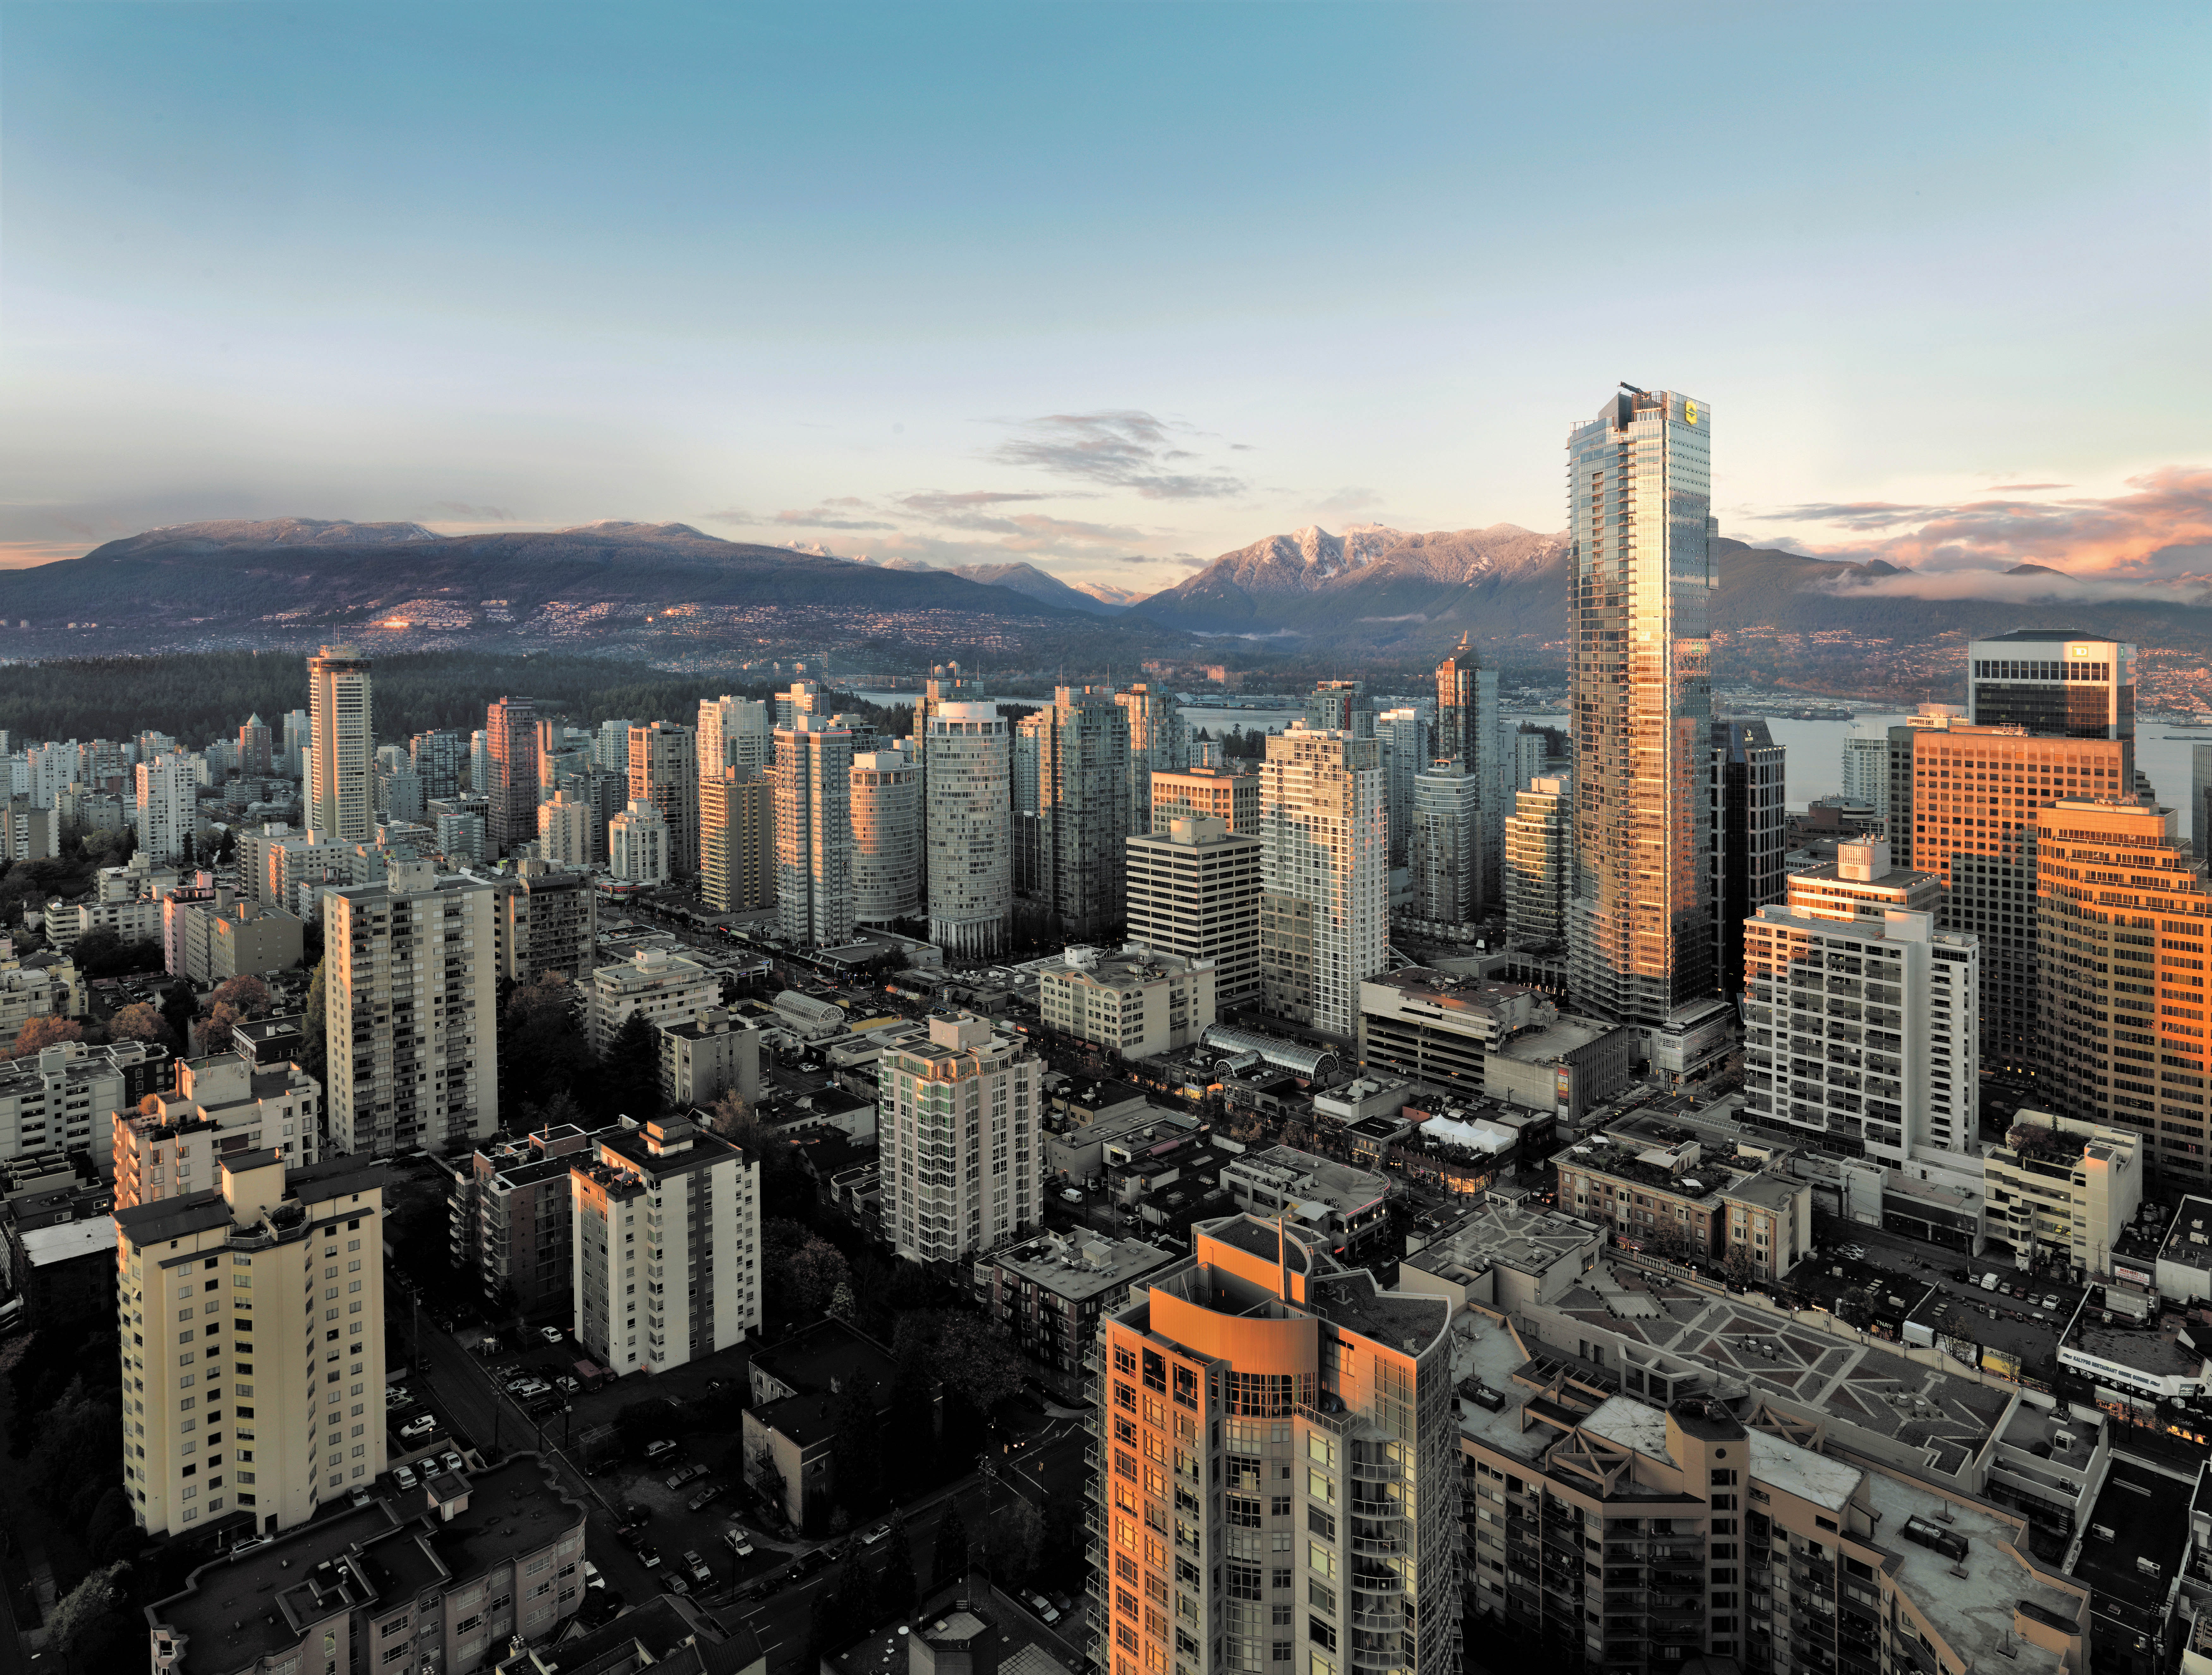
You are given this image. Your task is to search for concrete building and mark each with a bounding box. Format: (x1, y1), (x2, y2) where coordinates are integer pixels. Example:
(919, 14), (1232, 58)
(1037, 944), (1217, 1060)
(1553, 1125), (1814, 1281)
(495, 859), (598, 984)
(1375, 705), (1431, 864)
(629, 720), (699, 877)
(1504, 773), (1572, 953)
(1435, 634), (1504, 906)
(0, 951), (83, 1040)
(1786, 835), (1943, 924)
(699, 693), (774, 777)
(1306, 677), (1371, 736)
(0, 1037), (170, 1169)
(971, 1229), (1175, 1397)
(537, 784), (594, 865)
(113, 1049), (319, 1209)
(851, 747), (922, 924)
(1408, 761), (1486, 929)
(1396, 1195), (1605, 1313)
(484, 695), (539, 857)
(1358, 968), (1633, 1117)
(1018, 685), (1131, 938)
(658, 1007), (760, 1112)
(235, 712), (272, 778)
(1219, 1143), (1393, 1257)
(169, 898), (304, 984)
(1, 795), (58, 861)
(926, 703), (1013, 959)
(1124, 815), (1262, 1009)
(115, 1151), (389, 1539)
(143, 1455), (588, 1672)
(878, 1012), (1042, 1264)
(1258, 727), (1387, 1041)
(773, 715), (855, 947)
(448, 1122), (607, 1320)
(741, 1317), (898, 1530)
(1150, 762), (1258, 834)
(588, 945), (719, 1057)
(305, 644), (374, 845)
(570, 1116), (760, 1374)
(1115, 682), (1188, 835)
(1982, 1108), (2141, 1280)
(1091, 1216), (1461, 1675)
(323, 860), (499, 1157)
(698, 764), (773, 914)
(1712, 716), (1787, 996)
(608, 797), (671, 886)
(1741, 904), (1980, 1167)
(408, 727), (464, 803)
(137, 751), (198, 863)
(1841, 733), (1891, 816)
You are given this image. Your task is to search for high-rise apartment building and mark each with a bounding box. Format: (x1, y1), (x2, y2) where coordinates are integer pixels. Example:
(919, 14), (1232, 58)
(2193, 743), (2212, 863)
(115, 1150), (388, 1538)
(280, 708), (310, 780)
(1711, 717), (1787, 996)
(571, 1116), (761, 1373)
(1566, 387), (1717, 1031)
(306, 645), (374, 844)
(496, 860), (599, 985)
(113, 1048), (321, 1208)
(927, 702), (1012, 959)
(1408, 763), (1484, 928)
(1374, 706), (1431, 864)
(1125, 815), (1263, 1007)
(449, 1124), (607, 1330)
(1741, 905), (1979, 1167)
(588, 946), (719, 1058)
(1152, 764), (1259, 834)
(772, 715), (854, 947)
(699, 695), (773, 776)
(608, 798), (670, 885)
(628, 721), (699, 878)
(1968, 631), (2134, 737)
(1434, 636), (1504, 906)
(136, 752), (198, 863)
(1258, 728), (1387, 1041)
(484, 697), (538, 856)
(537, 785), (594, 866)
(236, 713), (272, 779)
(1018, 686), (1132, 938)
(1504, 773), (1573, 953)
(409, 728), (464, 803)
(1786, 836), (1942, 926)
(593, 717), (632, 774)
(1091, 1216), (1460, 1675)
(851, 748), (921, 924)
(1840, 735), (1890, 817)
(1115, 683), (1187, 834)
(1305, 679), (1371, 737)
(323, 860), (499, 1156)
(700, 764), (774, 913)
(877, 1012), (1041, 1264)
(2033, 798), (2212, 1191)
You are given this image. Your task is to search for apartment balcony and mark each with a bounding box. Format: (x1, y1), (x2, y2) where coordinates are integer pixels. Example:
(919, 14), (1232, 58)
(1352, 1533), (1407, 1557)
(1347, 1637), (1402, 1672)
(1350, 1457), (1401, 1483)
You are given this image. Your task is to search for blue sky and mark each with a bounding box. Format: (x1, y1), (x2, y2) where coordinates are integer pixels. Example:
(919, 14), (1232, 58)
(2, 1), (2206, 595)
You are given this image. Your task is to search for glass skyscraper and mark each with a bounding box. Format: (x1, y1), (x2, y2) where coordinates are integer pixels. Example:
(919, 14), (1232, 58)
(1567, 386), (1723, 1037)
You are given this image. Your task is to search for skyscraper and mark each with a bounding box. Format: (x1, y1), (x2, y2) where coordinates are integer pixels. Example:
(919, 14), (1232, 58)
(1408, 763), (1483, 929)
(136, 752), (197, 863)
(609, 798), (671, 885)
(926, 702), (1011, 959)
(1566, 386), (1720, 1034)
(1433, 637), (1504, 909)
(1125, 814), (1263, 1006)
(306, 644), (374, 844)
(538, 786), (594, 866)
(280, 708), (310, 780)
(877, 1011), (1041, 1263)
(593, 718), (632, 774)
(628, 721), (700, 878)
(484, 697), (538, 856)
(697, 695), (773, 776)
(1305, 679), (1371, 737)
(771, 715), (854, 946)
(1968, 632), (2134, 737)
(1374, 705), (1430, 864)
(409, 728), (464, 803)
(1840, 736), (1890, 816)
(851, 748), (922, 924)
(1018, 686), (1132, 938)
(1711, 716), (1787, 996)
(1504, 773), (1573, 953)
(236, 713), (272, 778)
(1114, 682), (1188, 834)
(1258, 728), (1387, 1040)
(700, 765), (773, 912)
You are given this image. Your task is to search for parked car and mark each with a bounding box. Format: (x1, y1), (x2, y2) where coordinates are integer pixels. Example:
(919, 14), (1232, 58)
(685, 1549), (713, 1585)
(666, 1463), (709, 1489)
(393, 1464), (419, 1491)
(622, 1502), (653, 1525)
(688, 1484), (724, 1512)
(555, 1375), (580, 1394)
(1025, 1591), (1061, 1624)
(439, 1450), (465, 1476)
(583, 1561), (605, 1591)
(2044, 1294), (2063, 1310)
(859, 1522), (891, 1546)
(398, 1416), (436, 1441)
(637, 1544), (664, 1570)
(539, 1326), (564, 1344)
(659, 1570), (690, 1595)
(785, 1549), (829, 1583)
(349, 1487), (374, 1510)
(723, 1527), (755, 1558)
(644, 1439), (678, 1464)
(386, 1387), (415, 1411)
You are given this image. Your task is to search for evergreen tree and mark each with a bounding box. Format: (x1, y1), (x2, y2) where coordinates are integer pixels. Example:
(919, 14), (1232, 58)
(878, 1510), (917, 1616)
(600, 1011), (663, 1122)
(829, 1381), (884, 1515)
(930, 1503), (970, 1593)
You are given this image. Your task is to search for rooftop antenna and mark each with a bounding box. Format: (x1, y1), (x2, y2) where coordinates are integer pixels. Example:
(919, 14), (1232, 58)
(1619, 381), (1649, 396)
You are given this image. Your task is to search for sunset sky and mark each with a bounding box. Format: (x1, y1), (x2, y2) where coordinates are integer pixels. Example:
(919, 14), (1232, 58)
(2, 2), (2206, 596)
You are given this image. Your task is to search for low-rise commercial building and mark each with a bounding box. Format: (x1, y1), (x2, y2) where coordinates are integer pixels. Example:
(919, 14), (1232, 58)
(1218, 1142), (1392, 1258)
(970, 1229), (1175, 1396)
(1552, 1126), (1814, 1282)
(1982, 1109), (2142, 1281)
(1036, 943), (1217, 1059)
(1396, 1194), (1603, 1312)
(1358, 968), (1606, 1102)
(112, 1049), (318, 1208)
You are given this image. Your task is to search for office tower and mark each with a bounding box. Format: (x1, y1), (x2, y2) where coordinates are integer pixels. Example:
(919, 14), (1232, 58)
(878, 1011), (1041, 1262)
(1115, 682), (1188, 834)
(851, 748), (921, 924)
(926, 703), (1011, 959)
(484, 697), (538, 856)
(698, 695), (773, 775)
(1840, 735), (1890, 817)
(323, 859), (499, 1156)
(1017, 685), (1132, 938)
(409, 728), (464, 802)
(570, 1116), (761, 1373)
(1711, 717), (1786, 996)
(2195, 744), (2212, 862)
(588, 947), (720, 1056)
(236, 713), (272, 778)
(537, 786), (594, 867)
(1786, 836), (1942, 925)
(1741, 904), (1978, 1167)
(136, 752), (198, 862)
(280, 708), (310, 779)
(1408, 763), (1484, 928)
(2034, 798), (2212, 1189)
(305, 644), (374, 844)
(1305, 679), (1371, 736)
(771, 715), (854, 946)
(593, 717), (632, 773)
(608, 798), (671, 885)
(1093, 1217), (1461, 1675)
(1968, 632), (2135, 736)
(1435, 636), (1504, 907)
(1374, 706), (1430, 864)
(115, 1150), (388, 1538)
(1906, 722), (2134, 1070)
(1125, 815), (1262, 1006)
(1566, 387), (1718, 1032)
(1152, 764), (1259, 833)
(628, 721), (699, 878)
(700, 765), (774, 913)
(1258, 728), (1386, 1040)
(1505, 773), (1573, 952)
(374, 763), (424, 826)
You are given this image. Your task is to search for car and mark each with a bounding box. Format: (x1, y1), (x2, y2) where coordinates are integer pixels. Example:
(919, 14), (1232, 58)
(583, 1561), (605, 1591)
(540, 1326), (565, 1345)
(2044, 1294), (2063, 1310)
(349, 1487), (374, 1510)
(688, 1484), (724, 1512)
(637, 1544), (664, 1570)
(723, 1528), (755, 1558)
(859, 1522), (891, 1546)
(555, 1375), (580, 1394)
(622, 1503), (653, 1525)
(746, 1578), (780, 1602)
(393, 1464), (419, 1490)
(1024, 1591), (1062, 1624)
(667, 1463), (709, 1489)
(504, 1377), (538, 1395)
(398, 1416), (436, 1441)
(685, 1549), (713, 1584)
(618, 1526), (650, 1551)
(660, 1571), (690, 1595)
(1981, 1273), (2001, 1291)
(785, 1549), (829, 1582)
(386, 1386), (414, 1408)
(439, 1450), (465, 1475)
(644, 1439), (678, 1464)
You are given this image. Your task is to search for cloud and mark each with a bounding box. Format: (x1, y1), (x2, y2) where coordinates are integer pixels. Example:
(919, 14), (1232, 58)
(992, 411), (1247, 500)
(430, 500), (514, 522)
(773, 507), (898, 531)
(1314, 486), (1383, 516)
(1751, 500), (1954, 531)
(1988, 482), (2071, 492)
(701, 507), (758, 525)
(896, 490), (1056, 517)
(1812, 567), (2212, 606)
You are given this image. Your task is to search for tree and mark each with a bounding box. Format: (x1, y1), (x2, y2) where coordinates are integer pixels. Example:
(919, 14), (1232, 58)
(926, 1312), (1029, 1413)
(13, 1014), (83, 1058)
(209, 974), (272, 1017)
(979, 1495), (1046, 1587)
(159, 982), (198, 1055)
(878, 1509), (917, 1615)
(829, 1380), (884, 1517)
(830, 1557), (879, 1635)
(600, 1011), (663, 1121)
(195, 1001), (243, 1055)
(107, 1002), (172, 1049)
(828, 1279), (857, 1324)
(300, 958), (327, 1084)
(930, 1502), (970, 1593)
(761, 1218), (851, 1323)
(45, 1562), (130, 1673)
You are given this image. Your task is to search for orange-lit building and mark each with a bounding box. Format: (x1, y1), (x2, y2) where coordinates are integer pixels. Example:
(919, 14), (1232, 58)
(1090, 1216), (1459, 1675)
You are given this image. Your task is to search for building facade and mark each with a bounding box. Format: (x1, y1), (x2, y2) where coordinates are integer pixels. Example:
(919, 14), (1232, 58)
(1258, 728), (1387, 1041)
(772, 715), (855, 946)
(2, 1037), (170, 1170)
(1982, 1108), (2141, 1280)
(1408, 763), (1485, 929)
(1840, 735), (1891, 817)
(628, 720), (699, 878)
(608, 798), (671, 886)
(588, 946), (720, 1057)
(658, 1008), (760, 1112)
(1151, 764), (1259, 834)
(1038, 945), (1217, 1059)
(137, 752), (198, 864)
(700, 764), (774, 913)
(306, 644), (374, 845)
(485, 696), (539, 857)
(537, 786), (593, 866)
(927, 702), (1013, 959)
(1435, 635), (1504, 906)
(1505, 774), (1573, 953)
(1125, 815), (1262, 1008)
(497, 861), (598, 984)
(878, 1013), (1042, 1264)
(1712, 717), (1787, 997)
(1785, 837), (1943, 926)
(1116, 682), (1188, 836)
(113, 1049), (318, 1208)
(851, 748), (922, 924)
(449, 1122), (607, 1319)
(1968, 631), (2134, 738)
(1019, 685), (1133, 938)
(1375, 705), (1431, 865)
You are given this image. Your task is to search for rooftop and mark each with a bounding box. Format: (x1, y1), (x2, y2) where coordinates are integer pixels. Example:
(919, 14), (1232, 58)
(1863, 1471), (2081, 1671)
(18, 1215), (114, 1268)
(1402, 1200), (1602, 1287)
(1223, 1145), (1389, 1218)
(1487, 1012), (1621, 1064)
(2071, 1458), (2192, 1615)
(982, 1231), (1178, 1305)
(2159, 1194), (2212, 1274)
